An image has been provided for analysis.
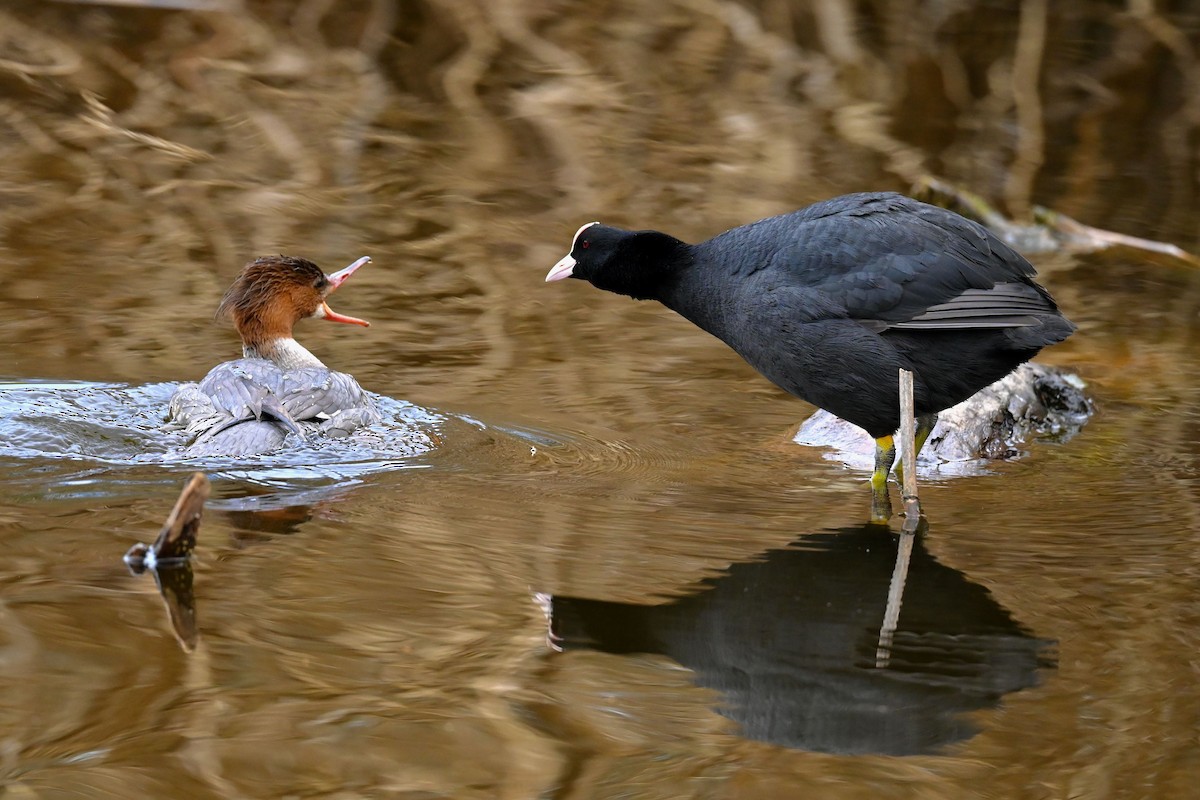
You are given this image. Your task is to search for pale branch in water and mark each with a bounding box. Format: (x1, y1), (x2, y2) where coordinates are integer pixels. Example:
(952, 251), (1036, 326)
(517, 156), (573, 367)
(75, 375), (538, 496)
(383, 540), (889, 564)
(916, 177), (1200, 265)
(1032, 206), (1200, 265)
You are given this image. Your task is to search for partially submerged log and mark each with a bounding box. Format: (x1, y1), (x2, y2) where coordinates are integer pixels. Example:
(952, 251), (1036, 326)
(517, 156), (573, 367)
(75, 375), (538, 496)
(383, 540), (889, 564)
(916, 177), (1199, 264)
(124, 472), (208, 571)
(795, 363), (1092, 477)
(124, 472), (208, 652)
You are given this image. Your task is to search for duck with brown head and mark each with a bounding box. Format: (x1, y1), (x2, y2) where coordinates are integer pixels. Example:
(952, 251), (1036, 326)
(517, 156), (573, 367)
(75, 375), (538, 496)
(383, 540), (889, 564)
(169, 255), (382, 456)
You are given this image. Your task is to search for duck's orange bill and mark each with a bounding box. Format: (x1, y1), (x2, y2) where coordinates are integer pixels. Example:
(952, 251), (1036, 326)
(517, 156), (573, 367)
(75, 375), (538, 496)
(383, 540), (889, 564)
(319, 302), (369, 327)
(321, 256), (371, 326)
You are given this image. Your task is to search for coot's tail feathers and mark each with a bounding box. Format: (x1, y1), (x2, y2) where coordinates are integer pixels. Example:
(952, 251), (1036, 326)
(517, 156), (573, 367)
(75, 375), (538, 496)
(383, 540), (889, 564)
(1003, 314), (1077, 350)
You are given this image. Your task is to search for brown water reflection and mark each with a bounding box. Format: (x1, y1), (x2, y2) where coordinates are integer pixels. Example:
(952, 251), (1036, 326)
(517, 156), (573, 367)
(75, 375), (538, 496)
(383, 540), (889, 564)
(2, 1), (1200, 797)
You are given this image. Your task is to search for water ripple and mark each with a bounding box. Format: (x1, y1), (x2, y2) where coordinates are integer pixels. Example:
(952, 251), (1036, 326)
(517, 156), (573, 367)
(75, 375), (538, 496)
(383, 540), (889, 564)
(0, 379), (444, 503)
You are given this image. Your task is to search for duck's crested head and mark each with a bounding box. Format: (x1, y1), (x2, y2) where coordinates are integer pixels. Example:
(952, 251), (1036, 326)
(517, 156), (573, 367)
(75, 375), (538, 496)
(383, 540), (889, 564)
(217, 255), (371, 348)
(545, 223), (688, 300)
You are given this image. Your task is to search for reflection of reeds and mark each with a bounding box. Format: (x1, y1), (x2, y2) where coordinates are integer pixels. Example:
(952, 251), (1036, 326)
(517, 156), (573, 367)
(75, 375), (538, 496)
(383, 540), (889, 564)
(4, 1), (1198, 248)
(80, 90), (211, 161)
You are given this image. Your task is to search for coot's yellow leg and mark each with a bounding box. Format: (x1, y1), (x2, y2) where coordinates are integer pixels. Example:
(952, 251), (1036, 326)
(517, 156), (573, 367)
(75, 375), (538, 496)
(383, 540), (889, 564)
(894, 413), (938, 488)
(870, 435), (896, 523)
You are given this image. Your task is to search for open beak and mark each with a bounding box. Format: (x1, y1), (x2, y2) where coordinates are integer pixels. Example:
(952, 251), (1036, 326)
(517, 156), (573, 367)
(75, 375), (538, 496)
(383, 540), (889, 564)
(320, 256), (371, 326)
(327, 256), (370, 290)
(545, 254), (576, 282)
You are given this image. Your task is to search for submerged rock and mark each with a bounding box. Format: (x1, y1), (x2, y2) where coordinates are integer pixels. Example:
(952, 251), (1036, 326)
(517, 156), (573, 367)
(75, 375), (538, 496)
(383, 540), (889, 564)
(794, 363), (1092, 477)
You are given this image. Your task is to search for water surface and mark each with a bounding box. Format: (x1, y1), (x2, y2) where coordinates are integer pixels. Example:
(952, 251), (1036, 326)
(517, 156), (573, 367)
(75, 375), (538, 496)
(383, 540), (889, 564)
(1, 2), (1198, 797)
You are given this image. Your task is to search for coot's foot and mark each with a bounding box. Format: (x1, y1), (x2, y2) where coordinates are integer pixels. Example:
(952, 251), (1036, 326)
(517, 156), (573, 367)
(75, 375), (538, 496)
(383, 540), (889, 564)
(870, 480), (893, 524)
(870, 436), (896, 522)
(893, 413), (939, 488)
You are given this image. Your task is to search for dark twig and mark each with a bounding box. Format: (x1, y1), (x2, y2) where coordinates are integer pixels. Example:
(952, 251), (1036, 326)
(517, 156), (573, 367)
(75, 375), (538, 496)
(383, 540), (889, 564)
(123, 473), (209, 652)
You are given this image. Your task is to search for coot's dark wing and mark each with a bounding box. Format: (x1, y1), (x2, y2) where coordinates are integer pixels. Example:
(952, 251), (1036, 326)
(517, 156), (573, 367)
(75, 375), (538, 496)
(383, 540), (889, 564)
(713, 193), (1058, 331)
(891, 285), (1055, 330)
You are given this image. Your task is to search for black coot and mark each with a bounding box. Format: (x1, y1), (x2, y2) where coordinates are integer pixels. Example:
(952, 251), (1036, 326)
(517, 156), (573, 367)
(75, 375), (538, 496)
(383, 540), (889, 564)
(545, 192), (1075, 501)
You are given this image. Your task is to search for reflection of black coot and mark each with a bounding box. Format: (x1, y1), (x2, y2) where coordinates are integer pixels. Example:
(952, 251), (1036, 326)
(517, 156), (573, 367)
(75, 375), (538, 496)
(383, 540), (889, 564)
(550, 525), (1055, 756)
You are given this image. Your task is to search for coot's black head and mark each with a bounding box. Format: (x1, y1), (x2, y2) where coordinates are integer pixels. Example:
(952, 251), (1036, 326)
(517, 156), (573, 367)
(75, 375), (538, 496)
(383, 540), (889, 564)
(545, 222), (689, 301)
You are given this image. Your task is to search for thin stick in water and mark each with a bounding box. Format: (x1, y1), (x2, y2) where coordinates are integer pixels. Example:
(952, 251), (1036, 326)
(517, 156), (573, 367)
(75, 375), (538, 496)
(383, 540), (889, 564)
(898, 368), (919, 505)
(875, 530), (915, 667)
(876, 369), (922, 666)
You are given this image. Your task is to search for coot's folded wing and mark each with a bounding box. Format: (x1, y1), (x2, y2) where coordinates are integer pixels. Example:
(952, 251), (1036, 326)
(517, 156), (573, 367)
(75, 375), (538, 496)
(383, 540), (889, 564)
(726, 193), (1059, 331)
(890, 284), (1054, 329)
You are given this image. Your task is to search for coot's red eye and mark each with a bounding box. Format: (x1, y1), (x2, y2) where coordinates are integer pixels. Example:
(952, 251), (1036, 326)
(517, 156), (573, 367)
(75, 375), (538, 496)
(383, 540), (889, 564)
(581, 240), (590, 249)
